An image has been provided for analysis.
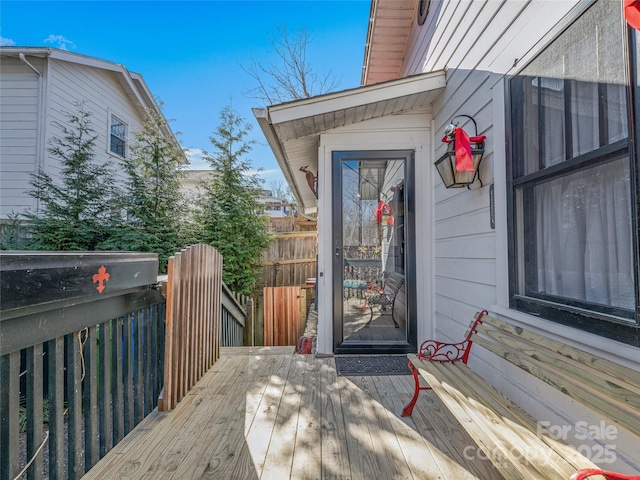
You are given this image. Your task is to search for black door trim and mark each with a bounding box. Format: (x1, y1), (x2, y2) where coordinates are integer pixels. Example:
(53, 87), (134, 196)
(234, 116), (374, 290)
(331, 150), (417, 354)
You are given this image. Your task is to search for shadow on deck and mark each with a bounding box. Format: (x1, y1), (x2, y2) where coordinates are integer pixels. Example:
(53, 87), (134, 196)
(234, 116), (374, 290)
(83, 347), (500, 479)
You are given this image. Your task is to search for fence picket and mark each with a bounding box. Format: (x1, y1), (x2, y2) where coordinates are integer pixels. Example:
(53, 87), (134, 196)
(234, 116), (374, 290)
(160, 244), (225, 411)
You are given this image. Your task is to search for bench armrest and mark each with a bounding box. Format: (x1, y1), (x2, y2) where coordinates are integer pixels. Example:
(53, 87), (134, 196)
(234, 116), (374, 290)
(417, 310), (489, 364)
(570, 468), (640, 480)
(418, 339), (472, 362)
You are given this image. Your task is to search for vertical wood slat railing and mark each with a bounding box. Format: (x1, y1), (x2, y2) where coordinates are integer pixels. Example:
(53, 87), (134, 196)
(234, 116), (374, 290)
(221, 283), (246, 347)
(0, 252), (166, 480)
(159, 244), (226, 411)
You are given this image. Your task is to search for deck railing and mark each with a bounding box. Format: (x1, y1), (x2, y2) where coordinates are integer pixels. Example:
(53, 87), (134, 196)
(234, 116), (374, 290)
(0, 246), (248, 478)
(158, 244), (247, 411)
(221, 283), (247, 347)
(0, 252), (166, 480)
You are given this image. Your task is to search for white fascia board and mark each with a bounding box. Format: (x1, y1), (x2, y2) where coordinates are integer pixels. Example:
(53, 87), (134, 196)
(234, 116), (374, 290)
(129, 72), (186, 163)
(129, 72), (160, 112)
(47, 49), (185, 163)
(253, 108), (307, 209)
(47, 48), (127, 74)
(4, 48), (185, 159)
(267, 70), (446, 125)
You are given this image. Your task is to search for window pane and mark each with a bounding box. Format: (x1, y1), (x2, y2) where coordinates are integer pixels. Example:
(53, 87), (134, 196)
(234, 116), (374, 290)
(110, 135), (125, 156)
(511, 0), (627, 176)
(509, 0), (637, 336)
(539, 76), (566, 166)
(111, 118), (125, 138)
(608, 83), (628, 144)
(524, 156), (633, 311)
(110, 115), (126, 156)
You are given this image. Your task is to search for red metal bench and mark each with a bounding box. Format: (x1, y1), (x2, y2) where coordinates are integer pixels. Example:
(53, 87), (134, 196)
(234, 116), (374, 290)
(570, 469), (640, 480)
(403, 310), (640, 479)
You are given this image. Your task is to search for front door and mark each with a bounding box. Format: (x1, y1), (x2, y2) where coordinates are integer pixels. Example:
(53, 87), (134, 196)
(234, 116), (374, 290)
(332, 150), (417, 354)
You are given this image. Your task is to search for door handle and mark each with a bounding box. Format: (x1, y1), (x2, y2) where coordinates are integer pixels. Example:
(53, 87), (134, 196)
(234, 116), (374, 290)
(335, 242), (341, 257)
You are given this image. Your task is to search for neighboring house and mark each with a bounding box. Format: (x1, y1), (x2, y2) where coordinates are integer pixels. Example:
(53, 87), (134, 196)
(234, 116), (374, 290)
(255, 0), (639, 473)
(180, 169), (217, 208)
(258, 190), (292, 218)
(180, 175), (289, 219)
(0, 47), (181, 219)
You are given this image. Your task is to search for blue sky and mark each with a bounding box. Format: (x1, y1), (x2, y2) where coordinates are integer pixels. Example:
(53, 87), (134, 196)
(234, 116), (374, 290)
(0, 0), (371, 186)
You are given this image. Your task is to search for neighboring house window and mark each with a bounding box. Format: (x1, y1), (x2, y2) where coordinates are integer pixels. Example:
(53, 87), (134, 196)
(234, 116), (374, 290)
(507, 0), (639, 344)
(110, 114), (127, 157)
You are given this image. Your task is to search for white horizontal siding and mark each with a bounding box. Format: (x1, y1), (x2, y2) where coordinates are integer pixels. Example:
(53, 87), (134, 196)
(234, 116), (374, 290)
(401, 0), (639, 472)
(44, 60), (145, 185)
(404, 0), (583, 341)
(0, 57), (42, 217)
(1, 54), (152, 219)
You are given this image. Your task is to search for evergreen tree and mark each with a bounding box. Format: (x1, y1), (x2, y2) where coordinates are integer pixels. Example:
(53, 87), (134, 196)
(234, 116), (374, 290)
(26, 102), (116, 250)
(99, 105), (187, 272)
(195, 105), (272, 295)
(0, 212), (31, 250)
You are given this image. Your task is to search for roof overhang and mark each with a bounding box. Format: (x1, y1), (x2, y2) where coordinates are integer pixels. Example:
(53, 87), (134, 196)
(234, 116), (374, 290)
(254, 70), (446, 213)
(362, 0), (417, 86)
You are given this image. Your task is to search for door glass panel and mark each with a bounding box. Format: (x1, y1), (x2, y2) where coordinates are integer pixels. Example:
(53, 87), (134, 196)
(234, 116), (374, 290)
(341, 158), (407, 344)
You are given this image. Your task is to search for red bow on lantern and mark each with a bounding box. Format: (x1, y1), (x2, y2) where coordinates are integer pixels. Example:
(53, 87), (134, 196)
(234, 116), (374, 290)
(375, 200), (394, 225)
(442, 127), (486, 173)
(625, 0), (640, 30)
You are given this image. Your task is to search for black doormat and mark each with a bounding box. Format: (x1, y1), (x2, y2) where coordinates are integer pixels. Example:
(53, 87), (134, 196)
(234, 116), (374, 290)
(334, 355), (411, 376)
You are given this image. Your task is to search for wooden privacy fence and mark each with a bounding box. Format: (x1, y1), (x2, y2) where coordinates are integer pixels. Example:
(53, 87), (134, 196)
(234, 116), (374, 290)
(267, 215), (317, 233)
(263, 286), (307, 346)
(261, 231), (317, 288)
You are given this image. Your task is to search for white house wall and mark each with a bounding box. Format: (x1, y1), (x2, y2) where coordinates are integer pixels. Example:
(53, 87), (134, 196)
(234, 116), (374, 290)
(398, 0), (640, 471)
(0, 56), (44, 217)
(47, 59), (142, 185)
(316, 110), (434, 355)
(1, 53), (148, 219)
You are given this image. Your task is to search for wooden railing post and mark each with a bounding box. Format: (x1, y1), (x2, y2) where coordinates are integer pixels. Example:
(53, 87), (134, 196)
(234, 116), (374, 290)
(243, 298), (254, 346)
(256, 293), (265, 346)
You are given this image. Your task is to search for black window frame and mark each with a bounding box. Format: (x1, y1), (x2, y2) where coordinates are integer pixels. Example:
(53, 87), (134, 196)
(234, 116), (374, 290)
(506, 2), (640, 347)
(109, 114), (127, 158)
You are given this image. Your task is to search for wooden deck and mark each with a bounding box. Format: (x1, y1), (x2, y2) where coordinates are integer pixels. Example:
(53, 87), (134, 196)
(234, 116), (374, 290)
(83, 347), (500, 479)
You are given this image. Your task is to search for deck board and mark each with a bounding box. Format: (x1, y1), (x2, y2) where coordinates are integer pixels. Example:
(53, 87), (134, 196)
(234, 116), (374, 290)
(84, 347), (500, 479)
(290, 355), (322, 480)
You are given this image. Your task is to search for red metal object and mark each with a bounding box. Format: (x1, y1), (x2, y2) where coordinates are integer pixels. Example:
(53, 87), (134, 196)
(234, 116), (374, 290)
(92, 265), (110, 293)
(297, 336), (314, 354)
(401, 361), (432, 416)
(625, 0), (640, 30)
(401, 310), (488, 417)
(571, 468), (640, 480)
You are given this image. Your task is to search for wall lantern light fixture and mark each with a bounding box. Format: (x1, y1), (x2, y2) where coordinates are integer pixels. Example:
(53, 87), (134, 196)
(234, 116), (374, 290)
(434, 115), (486, 189)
